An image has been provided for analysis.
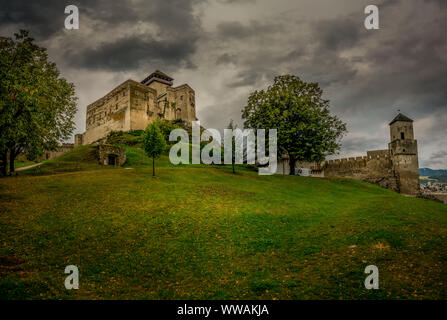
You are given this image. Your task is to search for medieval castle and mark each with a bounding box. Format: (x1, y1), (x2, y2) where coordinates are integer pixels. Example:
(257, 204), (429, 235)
(72, 71), (419, 195)
(74, 70), (197, 146)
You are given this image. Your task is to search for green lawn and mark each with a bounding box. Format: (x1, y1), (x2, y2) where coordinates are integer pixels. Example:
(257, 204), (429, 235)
(14, 159), (38, 169)
(1, 146), (447, 299)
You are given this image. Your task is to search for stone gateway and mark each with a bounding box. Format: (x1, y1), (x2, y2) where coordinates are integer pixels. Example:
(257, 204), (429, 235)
(98, 145), (126, 166)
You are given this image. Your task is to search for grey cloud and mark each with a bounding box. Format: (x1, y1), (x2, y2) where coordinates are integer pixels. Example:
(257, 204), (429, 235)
(216, 20), (284, 39)
(67, 34), (198, 72)
(216, 53), (238, 64)
(313, 16), (362, 51)
(0, 0), (203, 72)
(431, 150), (447, 159)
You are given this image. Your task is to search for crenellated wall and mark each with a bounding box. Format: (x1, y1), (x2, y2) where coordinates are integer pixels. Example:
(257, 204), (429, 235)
(276, 113), (419, 195)
(324, 150), (399, 192)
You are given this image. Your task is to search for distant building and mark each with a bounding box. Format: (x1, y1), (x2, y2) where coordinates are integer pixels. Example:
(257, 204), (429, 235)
(75, 70), (197, 146)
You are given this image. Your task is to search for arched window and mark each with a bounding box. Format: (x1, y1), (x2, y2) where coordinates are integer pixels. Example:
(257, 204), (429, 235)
(400, 132), (405, 140)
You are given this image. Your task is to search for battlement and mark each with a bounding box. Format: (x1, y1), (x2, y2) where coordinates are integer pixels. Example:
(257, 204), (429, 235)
(325, 150), (391, 168)
(284, 113), (420, 196)
(323, 148), (397, 191)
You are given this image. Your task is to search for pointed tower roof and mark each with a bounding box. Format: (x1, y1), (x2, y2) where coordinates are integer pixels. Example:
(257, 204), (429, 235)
(141, 70), (174, 86)
(389, 113), (413, 125)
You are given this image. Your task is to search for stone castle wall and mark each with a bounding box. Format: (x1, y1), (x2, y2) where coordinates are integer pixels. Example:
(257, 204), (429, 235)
(324, 150), (399, 192)
(78, 75), (197, 145)
(98, 145), (126, 166)
(41, 143), (74, 161)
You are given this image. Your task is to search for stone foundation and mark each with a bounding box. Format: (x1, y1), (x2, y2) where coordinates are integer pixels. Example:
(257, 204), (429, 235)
(98, 145), (126, 166)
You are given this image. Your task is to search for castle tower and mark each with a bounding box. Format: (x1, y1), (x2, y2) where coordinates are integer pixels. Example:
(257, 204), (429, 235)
(141, 70), (174, 95)
(388, 113), (420, 195)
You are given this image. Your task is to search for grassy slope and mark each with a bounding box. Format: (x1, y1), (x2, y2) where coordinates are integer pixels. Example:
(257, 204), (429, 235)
(1, 146), (447, 299)
(14, 160), (38, 169)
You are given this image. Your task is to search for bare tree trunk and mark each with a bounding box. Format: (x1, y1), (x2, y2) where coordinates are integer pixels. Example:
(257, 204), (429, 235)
(288, 155), (296, 175)
(232, 162), (235, 174)
(9, 146), (15, 174)
(0, 151), (7, 176)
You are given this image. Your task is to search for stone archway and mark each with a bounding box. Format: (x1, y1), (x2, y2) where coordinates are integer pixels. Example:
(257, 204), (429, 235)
(98, 145), (126, 166)
(108, 154), (118, 166)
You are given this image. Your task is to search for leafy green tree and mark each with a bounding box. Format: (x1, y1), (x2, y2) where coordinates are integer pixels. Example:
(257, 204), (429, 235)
(0, 30), (77, 175)
(242, 75), (347, 175)
(157, 119), (183, 143)
(142, 121), (166, 176)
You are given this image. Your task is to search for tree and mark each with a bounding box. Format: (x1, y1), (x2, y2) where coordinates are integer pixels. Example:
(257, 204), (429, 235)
(0, 30), (77, 175)
(227, 120), (237, 174)
(242, 75), (347, 175)
(142, 121), (166, 176)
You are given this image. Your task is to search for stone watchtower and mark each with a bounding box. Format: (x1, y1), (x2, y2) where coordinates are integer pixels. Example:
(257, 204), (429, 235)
(388, 113), (420, 195)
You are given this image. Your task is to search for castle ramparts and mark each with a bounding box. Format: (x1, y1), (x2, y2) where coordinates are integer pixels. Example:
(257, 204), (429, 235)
(322, 113), (419, 195)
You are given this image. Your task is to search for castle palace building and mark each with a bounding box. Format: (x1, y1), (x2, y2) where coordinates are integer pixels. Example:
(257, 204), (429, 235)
(75, 70), (197, 146)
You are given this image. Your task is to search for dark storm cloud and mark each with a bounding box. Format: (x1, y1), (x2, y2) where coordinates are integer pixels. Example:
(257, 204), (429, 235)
(313, 16), (362, 51)
(0, 0), (203, 72)
(67, 34), (198, 72)
(216, 0), (257, 3)
(0, 1), (138, 38)
(216, 20), (284, 39)
(227, 70), (265, 87)
(216, 53), (238, 65)
(0, 1), (65, 38)
(424, 0), (447, 8)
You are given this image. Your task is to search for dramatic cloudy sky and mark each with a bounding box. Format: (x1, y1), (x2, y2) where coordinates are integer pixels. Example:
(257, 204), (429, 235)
(1, 0), (446, 168)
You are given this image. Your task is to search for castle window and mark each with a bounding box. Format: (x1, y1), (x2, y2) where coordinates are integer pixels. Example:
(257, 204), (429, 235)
(401, 132), (405, 140)
(180, 95), (183, 100)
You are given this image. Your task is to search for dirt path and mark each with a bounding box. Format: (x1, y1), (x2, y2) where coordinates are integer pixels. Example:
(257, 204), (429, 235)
(15, 163), (43, 172)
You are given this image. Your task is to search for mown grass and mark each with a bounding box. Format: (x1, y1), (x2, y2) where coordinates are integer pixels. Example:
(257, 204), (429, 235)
(14, 159), (38, 169)
(1, 146), (447, 299)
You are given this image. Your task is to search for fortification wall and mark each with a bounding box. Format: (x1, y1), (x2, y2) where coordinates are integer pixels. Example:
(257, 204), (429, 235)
(83, 80), (158, 144)
(41, 144), (74, 161)
(129, 83), (157, 131)
(324, 151), (398, 192)
(393, 153), (420, 195)
(84, 81), (132, 144)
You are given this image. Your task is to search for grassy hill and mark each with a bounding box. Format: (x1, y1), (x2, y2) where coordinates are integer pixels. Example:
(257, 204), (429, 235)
(420, 168), (447, 177)
(429, 175), (447, 183)
(1, 145), (447, 299)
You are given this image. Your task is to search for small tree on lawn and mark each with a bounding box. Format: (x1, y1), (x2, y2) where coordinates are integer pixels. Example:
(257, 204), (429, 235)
(227, 120), (237, 174)
(142, 121), (166, 176)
